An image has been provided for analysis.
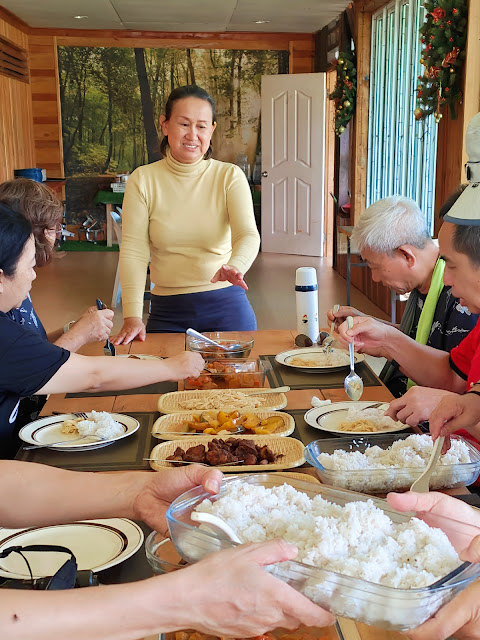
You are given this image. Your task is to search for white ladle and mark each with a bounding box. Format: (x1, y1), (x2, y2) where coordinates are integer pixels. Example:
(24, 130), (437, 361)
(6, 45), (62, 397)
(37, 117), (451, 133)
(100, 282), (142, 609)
(190, 511), (241, 543)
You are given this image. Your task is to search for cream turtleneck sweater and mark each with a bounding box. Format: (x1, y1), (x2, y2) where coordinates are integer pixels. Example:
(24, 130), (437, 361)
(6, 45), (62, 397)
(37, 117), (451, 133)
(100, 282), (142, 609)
(119, 150), (260, 318)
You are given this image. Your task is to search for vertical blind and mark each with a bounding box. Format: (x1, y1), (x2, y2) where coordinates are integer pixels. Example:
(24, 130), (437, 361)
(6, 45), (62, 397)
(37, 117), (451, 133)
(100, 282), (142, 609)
(366, 0), (437, 233)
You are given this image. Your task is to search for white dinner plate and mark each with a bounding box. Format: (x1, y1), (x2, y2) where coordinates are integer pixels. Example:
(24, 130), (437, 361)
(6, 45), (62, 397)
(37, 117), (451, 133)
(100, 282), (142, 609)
(275, 347), (365, 372)
(0, 518), (144, 579)
(304, 401), (411, 435)
(19, 413), (140, 451)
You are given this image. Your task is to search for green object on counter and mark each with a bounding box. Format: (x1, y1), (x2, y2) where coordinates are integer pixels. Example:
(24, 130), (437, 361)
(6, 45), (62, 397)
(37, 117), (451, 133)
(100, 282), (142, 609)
(58, 240), (119, 252)
(93, 190), (124, 205)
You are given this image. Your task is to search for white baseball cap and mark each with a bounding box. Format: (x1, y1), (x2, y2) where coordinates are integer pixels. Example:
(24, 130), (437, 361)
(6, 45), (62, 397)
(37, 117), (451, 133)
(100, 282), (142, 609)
(444, 112), (480, 225)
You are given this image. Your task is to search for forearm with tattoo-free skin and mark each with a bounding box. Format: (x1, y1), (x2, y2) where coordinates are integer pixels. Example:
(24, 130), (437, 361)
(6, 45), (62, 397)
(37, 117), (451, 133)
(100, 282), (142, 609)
(0, 541), (334, 640)
(339, 316), (464, 391)
(36, 351), (204, 395)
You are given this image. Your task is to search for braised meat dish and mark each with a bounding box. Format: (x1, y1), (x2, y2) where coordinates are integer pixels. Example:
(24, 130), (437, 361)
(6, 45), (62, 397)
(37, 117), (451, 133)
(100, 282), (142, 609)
(166, 438), (282, 467)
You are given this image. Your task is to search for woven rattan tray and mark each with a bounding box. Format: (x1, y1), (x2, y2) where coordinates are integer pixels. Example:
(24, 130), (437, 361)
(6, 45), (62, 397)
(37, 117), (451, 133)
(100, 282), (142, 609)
(157, 389), (287, 414)
(149, 436), (305, 472)
(152, 410), (295, 440)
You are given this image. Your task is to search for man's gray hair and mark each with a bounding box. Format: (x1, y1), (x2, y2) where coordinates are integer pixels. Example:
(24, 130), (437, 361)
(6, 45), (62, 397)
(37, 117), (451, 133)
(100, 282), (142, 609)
(351, 195), (432, 254)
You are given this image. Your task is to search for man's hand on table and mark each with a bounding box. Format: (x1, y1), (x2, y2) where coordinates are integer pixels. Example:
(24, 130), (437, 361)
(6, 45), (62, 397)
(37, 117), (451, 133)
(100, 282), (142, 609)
(112, 316), (146, 345)
(385, 386), (456, 426)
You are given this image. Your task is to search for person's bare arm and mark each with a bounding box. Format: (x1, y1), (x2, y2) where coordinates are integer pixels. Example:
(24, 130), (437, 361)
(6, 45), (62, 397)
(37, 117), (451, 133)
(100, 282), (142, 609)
(0, 541), (334, 640)
(36, 351), (204, 395)
(338, 316), (464, 391)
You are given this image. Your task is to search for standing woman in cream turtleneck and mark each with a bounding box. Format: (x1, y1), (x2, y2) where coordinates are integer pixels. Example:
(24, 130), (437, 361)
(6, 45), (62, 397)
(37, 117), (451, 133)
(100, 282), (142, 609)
(113, 85), (260, 344)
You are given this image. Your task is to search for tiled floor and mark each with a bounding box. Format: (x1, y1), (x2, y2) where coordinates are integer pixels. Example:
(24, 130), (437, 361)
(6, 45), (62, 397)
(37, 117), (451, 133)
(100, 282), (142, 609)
(32, 248), (389, 366)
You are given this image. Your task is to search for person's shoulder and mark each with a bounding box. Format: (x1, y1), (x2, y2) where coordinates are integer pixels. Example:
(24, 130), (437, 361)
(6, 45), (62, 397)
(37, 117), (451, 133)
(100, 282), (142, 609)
(130, 160), (166, 180)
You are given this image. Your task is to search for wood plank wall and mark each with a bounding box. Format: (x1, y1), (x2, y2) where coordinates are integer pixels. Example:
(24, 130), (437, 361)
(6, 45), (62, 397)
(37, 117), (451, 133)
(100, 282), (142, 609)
(28, 35), (64, 178)
(0, 12), (35, 183)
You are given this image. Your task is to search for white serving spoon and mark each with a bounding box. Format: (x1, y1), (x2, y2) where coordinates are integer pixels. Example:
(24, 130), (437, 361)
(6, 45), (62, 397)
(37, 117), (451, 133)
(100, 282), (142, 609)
(190, 511), (242, 543)
(410, 436), (445, 493)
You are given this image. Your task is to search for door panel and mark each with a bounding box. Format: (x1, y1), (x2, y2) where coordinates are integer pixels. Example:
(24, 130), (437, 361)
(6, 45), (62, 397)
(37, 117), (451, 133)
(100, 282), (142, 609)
(261, 73), (326, 256)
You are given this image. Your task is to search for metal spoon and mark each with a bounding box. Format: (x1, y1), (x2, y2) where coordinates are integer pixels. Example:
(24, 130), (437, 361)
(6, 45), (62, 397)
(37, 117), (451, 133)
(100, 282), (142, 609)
(186, 328), (243, 353)
(409, 436), (445, 493)
(323, 303), (340, 352)
(344, 316), (364, 401)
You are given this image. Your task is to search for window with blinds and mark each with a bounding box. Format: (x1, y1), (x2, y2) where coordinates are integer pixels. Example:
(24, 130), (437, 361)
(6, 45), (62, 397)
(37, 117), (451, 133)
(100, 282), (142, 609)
(0, 35), (29, 83)
(366, 0), (437, 233)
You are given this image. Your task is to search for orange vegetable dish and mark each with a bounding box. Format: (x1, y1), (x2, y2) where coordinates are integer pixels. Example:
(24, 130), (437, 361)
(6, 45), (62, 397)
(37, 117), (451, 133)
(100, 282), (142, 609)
(179, 410), (284, 435)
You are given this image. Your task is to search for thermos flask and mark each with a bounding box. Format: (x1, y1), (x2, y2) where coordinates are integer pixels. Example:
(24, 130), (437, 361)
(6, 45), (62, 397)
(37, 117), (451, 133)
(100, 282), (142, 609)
(295, 267), (319, 342)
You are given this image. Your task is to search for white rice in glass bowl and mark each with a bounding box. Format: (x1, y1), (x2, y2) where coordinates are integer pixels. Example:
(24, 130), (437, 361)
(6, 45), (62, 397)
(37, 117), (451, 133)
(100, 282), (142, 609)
(193, 481), (463, 628)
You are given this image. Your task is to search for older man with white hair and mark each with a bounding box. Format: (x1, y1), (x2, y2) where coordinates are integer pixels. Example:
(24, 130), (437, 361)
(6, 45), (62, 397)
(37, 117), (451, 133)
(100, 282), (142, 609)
(328, 193), (477, 396)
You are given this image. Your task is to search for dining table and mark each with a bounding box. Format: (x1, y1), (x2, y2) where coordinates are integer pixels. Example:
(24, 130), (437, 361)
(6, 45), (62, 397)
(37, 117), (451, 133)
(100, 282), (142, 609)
(19, 329), (472, 640)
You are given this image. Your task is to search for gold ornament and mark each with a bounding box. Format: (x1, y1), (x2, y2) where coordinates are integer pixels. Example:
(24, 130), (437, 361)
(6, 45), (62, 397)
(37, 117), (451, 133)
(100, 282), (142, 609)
(414, 107), (423, 120)
(434, 112), (443, 123)
(344, 100), (351, 108)
(338, 125), (345, 134)
(420, 58), (425, 64)
(345, 75), (349, 80)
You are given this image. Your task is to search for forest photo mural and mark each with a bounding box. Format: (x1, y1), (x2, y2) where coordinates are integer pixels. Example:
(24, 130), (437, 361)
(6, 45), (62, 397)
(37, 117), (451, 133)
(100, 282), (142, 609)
(58, 46), (287, 177)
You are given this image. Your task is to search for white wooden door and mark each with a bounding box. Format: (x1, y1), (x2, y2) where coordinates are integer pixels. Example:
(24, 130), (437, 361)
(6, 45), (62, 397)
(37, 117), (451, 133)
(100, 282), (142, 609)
(261, 73), (326, 256)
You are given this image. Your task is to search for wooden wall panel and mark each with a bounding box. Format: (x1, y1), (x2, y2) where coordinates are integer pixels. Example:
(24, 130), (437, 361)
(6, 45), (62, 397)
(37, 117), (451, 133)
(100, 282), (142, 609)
(0, 15), (35, 183)
(28, 34), (64, 178)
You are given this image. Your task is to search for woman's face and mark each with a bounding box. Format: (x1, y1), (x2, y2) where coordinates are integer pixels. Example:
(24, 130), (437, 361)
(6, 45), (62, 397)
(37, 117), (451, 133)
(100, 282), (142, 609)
(0, 235), (37, 312)
(160, 97), (216, 164)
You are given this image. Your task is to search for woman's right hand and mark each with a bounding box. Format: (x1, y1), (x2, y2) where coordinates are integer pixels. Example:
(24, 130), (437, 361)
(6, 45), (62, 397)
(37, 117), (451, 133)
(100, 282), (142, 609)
(112, 317), (146, 345)
(164, 540), (335, 636)
(163, 352), (205, 381)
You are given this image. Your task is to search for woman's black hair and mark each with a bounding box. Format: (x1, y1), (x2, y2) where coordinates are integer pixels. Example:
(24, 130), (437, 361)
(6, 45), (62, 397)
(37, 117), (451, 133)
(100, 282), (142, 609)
(0, 202), (32, 277)
(159, 85), (216, 159)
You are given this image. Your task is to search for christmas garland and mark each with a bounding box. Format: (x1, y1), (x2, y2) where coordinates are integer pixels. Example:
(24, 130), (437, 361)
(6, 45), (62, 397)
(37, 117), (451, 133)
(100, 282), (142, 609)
(330, 49), (357, 136)
(416, 0), (468, 122)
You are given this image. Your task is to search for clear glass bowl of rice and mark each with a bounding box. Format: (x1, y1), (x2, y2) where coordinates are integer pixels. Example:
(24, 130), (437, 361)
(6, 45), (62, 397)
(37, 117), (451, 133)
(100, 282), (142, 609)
(304, 433), (480, 494)
(166, 473), (480, 631)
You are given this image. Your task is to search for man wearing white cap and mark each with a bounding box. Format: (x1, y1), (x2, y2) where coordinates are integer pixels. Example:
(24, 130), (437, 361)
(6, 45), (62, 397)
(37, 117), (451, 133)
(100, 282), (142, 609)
(338, 113), (480, 442)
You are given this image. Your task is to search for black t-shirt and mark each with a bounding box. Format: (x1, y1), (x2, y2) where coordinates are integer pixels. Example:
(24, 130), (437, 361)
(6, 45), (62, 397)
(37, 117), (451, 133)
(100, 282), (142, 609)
(0, 312), (69, 457)
(387, 287), (479, 397)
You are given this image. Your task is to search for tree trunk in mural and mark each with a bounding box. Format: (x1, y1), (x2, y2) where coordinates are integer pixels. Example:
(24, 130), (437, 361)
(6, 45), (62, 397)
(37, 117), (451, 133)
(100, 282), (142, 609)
(186, 49), (196, 85)
(134, 47), (161, 164)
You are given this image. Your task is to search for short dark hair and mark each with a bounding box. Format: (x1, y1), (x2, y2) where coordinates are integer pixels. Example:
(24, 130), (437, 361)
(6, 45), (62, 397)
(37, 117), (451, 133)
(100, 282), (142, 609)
(439, 184), (480, 267)
(0, 178), (63, 267)
(159, 85), (216, 159)
(0, 203), (32, 277)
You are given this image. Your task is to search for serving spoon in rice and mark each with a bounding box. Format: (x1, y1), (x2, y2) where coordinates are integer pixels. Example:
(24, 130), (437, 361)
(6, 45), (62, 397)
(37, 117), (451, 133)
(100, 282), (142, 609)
(409, 436), (445, 493)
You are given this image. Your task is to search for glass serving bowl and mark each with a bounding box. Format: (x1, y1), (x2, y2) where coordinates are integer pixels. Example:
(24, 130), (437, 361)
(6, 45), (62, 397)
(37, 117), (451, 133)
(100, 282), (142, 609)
(186, 332), (254, 359)
(184, 359), (266, 390)
(145, 532), (185, 574)
(304, 433), (480, 494)
(166, 473), (480, 632)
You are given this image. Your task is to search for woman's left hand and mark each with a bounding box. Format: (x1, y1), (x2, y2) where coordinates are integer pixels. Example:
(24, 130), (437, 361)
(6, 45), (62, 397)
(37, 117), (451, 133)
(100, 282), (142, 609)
(211, 264), (248, 290)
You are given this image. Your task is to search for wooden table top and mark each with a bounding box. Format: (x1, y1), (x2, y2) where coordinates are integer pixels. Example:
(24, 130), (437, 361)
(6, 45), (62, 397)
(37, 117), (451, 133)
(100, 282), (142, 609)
(39, 330), (411, 640)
